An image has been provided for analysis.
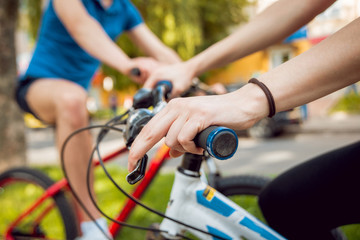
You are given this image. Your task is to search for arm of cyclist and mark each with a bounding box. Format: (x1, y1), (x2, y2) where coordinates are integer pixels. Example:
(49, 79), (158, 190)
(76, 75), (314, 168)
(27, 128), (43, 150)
(128, 16), (360, 171)
(125, 23), (183, 81)
(53, 0), (165, 84)
(126, 24), (182, 65)
(144, 0), (336, 95)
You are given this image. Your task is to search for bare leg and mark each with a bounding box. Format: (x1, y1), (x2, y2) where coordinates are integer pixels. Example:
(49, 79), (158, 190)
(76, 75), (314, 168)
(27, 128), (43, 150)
(27, 79), (100, 222)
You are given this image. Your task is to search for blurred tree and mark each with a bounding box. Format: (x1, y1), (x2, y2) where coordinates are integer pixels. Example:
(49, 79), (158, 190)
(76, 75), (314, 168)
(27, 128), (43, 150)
(18, 0), (250, 90)
(198, 0), (249, 50)
(108, 0), (250, 90)
(0, 0), (26, 170)
(19, 0), (42, 43)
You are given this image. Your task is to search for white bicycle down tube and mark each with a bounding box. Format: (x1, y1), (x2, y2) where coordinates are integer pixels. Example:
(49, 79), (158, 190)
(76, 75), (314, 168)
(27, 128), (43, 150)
(160, 171), (287, 240)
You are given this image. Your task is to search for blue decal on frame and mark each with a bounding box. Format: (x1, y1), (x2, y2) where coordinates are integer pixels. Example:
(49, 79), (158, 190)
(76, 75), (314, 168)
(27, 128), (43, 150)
(240, 216), (281, 240)
(196, 190), (235, 217)
(207, 225), (232, 240)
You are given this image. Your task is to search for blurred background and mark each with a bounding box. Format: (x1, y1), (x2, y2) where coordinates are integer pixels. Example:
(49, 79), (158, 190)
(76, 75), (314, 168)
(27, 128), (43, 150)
(1, 0), (360, 239)
(0, 0), (359, 174)
(0, 0), (359, 168)
(15, 0), (360, 122)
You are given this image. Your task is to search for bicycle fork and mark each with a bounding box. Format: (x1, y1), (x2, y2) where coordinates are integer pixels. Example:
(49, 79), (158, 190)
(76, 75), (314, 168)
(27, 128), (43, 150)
(159, 154), (286, 240)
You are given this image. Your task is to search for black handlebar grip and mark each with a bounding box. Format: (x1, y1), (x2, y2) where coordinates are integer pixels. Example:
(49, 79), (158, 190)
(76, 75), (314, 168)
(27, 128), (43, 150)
(194, 126), (238, 160)
(130, 68), (141, 77)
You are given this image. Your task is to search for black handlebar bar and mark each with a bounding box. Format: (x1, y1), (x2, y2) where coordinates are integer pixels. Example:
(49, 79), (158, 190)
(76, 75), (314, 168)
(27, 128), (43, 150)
(126, 80), (238, 184)
(130, 67), (141, 77)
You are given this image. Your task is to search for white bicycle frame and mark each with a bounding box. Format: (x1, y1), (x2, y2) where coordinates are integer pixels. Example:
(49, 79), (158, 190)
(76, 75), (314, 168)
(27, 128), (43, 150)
(159, 169), (286, 240)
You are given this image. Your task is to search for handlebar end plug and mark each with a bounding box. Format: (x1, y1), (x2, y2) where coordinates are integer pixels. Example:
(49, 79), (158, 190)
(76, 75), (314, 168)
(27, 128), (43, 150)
(208, 128), (238, 160)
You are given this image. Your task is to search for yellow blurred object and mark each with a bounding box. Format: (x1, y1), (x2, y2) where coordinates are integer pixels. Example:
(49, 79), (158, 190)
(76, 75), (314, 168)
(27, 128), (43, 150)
(24, 113), (47, 129)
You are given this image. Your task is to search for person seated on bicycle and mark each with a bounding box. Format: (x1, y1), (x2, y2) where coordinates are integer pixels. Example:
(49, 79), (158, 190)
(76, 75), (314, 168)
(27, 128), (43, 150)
(15, 0), (182, 239)
(129, 0), (360, 239)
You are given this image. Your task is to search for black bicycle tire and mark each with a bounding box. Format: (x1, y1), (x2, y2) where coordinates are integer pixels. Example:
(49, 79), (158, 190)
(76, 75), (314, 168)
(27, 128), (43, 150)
(0, 167), (79, 240)
(214, 175), (347, 240)
(214, 174), (271, 196)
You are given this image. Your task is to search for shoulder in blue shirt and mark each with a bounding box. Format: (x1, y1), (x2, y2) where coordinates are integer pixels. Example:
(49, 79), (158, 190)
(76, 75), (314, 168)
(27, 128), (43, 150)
(22, 0), (143, 90)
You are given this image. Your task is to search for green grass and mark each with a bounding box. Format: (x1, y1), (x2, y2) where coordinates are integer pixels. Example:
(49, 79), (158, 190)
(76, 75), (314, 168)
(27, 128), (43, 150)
(93, 165), (174, 240)
(0, 165), (173, 240)
(330, 92), (360, 114)
(90, 107), (128, 121)
(1, 166), (360, 239)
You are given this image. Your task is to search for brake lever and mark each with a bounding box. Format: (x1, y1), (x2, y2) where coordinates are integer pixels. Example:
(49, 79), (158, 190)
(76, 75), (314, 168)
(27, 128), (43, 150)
(125, 81), (172, 185)
(126, 154), (148, 185)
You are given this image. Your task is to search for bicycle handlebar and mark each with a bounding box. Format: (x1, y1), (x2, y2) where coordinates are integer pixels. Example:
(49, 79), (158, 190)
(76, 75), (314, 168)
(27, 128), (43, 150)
(130, 67), (141, 77)
(194, 126), (238, 160)
(125, 79), (238, 184)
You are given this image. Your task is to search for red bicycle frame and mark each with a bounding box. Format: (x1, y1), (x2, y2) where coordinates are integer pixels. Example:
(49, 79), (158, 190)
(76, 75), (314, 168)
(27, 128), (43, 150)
(109, 144), (170, 236)
(5, 143), (171, 240)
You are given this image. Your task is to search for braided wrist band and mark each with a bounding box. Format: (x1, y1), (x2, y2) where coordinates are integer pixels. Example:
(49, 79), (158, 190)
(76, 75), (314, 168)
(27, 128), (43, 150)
(248, 78), (276, 118)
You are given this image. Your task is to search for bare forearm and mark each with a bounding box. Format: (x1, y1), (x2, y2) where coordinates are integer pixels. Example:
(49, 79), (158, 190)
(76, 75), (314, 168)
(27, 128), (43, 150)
(137, 35), (181, 64)
(71, 18), (133, 73)
(150, 47), (181, 64)
(127, 24), (182, 64)
(186, 0), (335, 77)
(257, 17), (360, 112)
(54, 0), (133, 74)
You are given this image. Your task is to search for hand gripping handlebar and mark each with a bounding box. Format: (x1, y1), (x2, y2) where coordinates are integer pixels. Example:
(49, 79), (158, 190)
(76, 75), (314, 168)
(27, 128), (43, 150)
(126, 79), (238, 184)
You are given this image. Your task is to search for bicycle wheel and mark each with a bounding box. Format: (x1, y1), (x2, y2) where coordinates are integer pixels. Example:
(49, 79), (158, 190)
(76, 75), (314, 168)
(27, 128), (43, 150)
(214, 174), (271, 224)
(214, 175), (347, 240)
(0, 167), (79, 240)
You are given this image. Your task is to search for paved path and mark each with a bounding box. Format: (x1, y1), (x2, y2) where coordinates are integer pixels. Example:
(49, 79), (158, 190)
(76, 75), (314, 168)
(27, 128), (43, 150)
(26, 114), (360, 175)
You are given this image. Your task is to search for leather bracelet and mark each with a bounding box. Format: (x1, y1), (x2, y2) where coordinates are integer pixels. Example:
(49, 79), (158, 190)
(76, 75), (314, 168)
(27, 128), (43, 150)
(248, 78), (276, 118)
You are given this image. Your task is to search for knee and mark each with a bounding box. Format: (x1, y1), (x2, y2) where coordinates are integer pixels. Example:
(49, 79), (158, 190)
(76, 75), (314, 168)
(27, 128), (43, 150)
(56, 91), (89, 128)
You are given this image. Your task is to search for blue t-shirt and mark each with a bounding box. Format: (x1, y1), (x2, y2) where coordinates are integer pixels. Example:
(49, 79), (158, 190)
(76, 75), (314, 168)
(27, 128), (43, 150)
(21, 0), (143, 90)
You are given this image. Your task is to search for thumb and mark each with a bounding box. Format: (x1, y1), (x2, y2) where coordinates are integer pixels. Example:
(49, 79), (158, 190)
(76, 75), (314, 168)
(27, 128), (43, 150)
(144, 74), (159, 89)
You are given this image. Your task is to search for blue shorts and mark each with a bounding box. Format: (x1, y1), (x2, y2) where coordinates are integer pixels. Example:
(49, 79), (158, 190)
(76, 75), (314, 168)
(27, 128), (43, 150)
(15, 76), (40, 119)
